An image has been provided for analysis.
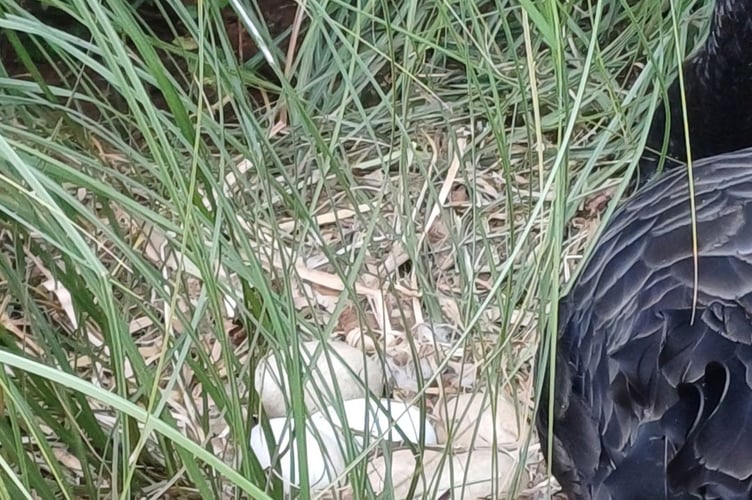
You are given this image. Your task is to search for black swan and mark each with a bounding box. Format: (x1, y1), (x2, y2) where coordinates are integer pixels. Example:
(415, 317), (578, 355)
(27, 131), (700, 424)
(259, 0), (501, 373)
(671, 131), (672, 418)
(638, 0), (752, 185)
(537, 1), (752, 498)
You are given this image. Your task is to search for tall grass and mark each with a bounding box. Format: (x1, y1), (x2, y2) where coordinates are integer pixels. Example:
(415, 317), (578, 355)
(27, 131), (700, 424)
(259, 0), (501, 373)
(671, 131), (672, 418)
(0, 0), (712, 498)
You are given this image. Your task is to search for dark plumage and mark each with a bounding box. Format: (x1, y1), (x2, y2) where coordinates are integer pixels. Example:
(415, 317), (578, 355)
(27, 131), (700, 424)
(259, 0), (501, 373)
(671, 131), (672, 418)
(638, 0), (752, 185)
(537, 1), (752, 498)
(539, 150), (752, 498)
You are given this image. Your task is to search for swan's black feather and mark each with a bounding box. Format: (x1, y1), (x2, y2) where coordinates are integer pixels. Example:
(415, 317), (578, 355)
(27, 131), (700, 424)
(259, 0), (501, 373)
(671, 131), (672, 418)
(639, 0), (752, 185)
(539, 148), (752, 499)
(538, 2), (752, 497)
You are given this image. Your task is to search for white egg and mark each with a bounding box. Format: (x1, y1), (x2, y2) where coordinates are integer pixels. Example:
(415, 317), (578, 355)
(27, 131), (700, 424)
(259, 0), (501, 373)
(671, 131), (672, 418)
(255, 340), (385, 417)
(440, 392), (521, 449)
(250, 416), (345, 493)
(311, 398), (438, 449)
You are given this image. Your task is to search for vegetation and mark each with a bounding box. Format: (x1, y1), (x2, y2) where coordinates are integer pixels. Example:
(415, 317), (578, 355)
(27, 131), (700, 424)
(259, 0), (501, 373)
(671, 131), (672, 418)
(0, 0), (712, 498)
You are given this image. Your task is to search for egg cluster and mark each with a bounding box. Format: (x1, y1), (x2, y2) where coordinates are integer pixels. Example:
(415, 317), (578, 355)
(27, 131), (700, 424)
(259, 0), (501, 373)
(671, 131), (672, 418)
(251, 340), (437, 493)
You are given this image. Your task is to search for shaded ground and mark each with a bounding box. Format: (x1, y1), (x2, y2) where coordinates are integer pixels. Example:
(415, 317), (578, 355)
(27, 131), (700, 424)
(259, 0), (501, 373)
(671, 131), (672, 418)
(1, 1), (300, 99)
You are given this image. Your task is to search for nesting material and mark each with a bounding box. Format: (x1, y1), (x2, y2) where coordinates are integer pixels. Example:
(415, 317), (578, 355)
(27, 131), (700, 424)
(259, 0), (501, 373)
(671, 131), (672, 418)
(255, 340), (385, 417)
(365, 448), (525, 498)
